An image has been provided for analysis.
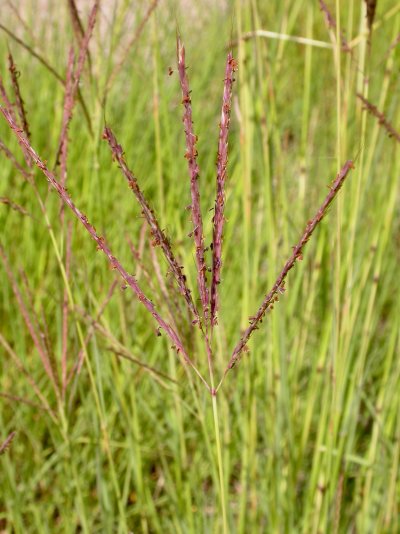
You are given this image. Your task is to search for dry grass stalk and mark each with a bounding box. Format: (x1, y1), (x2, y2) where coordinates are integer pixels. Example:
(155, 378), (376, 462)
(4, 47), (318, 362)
(0, 106), (210, 392)
(319, 0), (352, 53)
(57, 0), (99, 393)
(0, 431), (16, 455)
(0, 391), (50, 411)
(59, 47), (75, 181)
(18, 268), (59, 391)
(0, 196), (30, 217)
(103, 127), (201, 327)
(56, 2), (98, 167)
(357, 93), (400, 143)
(127, 236), (182, 334)
(319, 0), (336, 30)
(67, 0), (85, 47)
(59, 57), (74, 393)
(0, 137), (31, 179)
(148, 241), (187, 340)
(0, 78), (31, 165)
(18, 269), (45, 346)
(5, 0), (35, 41)
(39, 300), (58, 381)
(109, 348), (177, 386)
(0, 24), (92, 132)
(220, 160), (354, 384)
(70, 301), (176, 388)
(0, 76), (15, 116)
(0, 332), (56, 417)
(69, 278), (118, 382)
(72, 0), (97, 86)
(210, 52), (237, 327)
(0, 23), (63, 83)
(8, 52), (30, 139)
(177, 37), (209, 322)
(0, 244), (59, 395)
(364, 1), (378, 33)
(61, 222), (72, 396)
(128, 237), (158, 291)
(385, 32), (400, 57)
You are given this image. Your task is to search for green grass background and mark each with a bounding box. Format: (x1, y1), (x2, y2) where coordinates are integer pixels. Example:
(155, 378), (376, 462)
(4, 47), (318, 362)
(0, 0), (399, 532)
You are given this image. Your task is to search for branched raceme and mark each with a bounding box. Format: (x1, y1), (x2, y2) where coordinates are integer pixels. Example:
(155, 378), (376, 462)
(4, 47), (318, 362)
(0, 25), (357, 396)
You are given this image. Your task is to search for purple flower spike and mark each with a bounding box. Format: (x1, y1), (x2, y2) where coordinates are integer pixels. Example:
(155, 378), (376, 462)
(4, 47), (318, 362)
(177, 37), (209, 323)
(103, 126), (202, 328)
(220, 159), (354, 384)
(210, 53), (237, 327)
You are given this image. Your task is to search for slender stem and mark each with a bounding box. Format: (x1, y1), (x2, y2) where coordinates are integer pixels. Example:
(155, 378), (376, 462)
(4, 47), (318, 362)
(206, 335), (226, 531)
(211, 391), (228, 534)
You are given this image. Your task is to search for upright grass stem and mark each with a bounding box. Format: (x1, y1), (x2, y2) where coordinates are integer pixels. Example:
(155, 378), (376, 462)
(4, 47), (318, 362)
(211, 391), (228, 534)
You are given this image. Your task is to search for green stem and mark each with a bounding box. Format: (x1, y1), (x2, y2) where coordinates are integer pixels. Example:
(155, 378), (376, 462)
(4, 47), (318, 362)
(212, 391), (228, 534)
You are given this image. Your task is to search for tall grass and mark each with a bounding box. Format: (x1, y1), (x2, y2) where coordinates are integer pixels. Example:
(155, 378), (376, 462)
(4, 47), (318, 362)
(0, 1), (399, 532)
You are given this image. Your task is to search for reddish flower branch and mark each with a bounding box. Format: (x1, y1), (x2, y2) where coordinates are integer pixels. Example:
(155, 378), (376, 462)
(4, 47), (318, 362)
(177, 37), (209, 323)
(319, 0), (351, 53)
(219, 160), (354, 387)
(67, 0), (86, 49)
(56, 1), (98, 167)
(57, 0), (99, 397)
(8, 52), (30, 139)
(59, 47), (75, 185)
(210, 53), (237, 327)
(0, 243), (58, 394)
(0, 431), (16, 455)
(103, 126), (202, 327)
(0, 77), (31, 165)
(357, 93), (400, 143)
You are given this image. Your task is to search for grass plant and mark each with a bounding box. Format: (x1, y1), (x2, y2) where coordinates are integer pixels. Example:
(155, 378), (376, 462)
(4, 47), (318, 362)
(0, 1), (399, 532)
